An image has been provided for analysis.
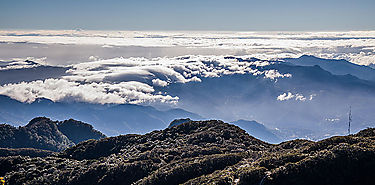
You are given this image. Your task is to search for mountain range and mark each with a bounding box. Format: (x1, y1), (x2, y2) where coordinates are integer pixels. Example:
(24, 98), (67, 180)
(1, 55), (375, 140)
(0, 95), (202, 136)
(283, 55), (375, 81)
(158, 55), (375, 139)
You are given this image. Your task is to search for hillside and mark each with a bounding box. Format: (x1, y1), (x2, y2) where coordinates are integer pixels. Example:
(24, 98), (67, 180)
(0, 117), (105, 152)
(0, 120), (374, 185)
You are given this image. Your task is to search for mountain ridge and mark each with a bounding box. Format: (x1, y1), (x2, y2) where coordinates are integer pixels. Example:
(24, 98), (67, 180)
(284, 55), (375, 82)
(0, 117), (105, 152)
(167, 118), (282, 144)
(1, 120), (374, 185)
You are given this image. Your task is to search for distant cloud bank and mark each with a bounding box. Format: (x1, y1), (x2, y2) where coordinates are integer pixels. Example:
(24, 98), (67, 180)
(0, 30), (375, 65)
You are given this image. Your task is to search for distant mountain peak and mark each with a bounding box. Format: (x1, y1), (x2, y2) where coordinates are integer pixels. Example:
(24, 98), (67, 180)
(24, 60), (39, 65)
(284, 55), (375, 81)
(57, 119), (106, 144)
(33, 97), (55, 104)
(26, 117), (55, 127)
(299, 54), (317, 59)
(168, 118), (192, 128)
(231, 119), (281, 144)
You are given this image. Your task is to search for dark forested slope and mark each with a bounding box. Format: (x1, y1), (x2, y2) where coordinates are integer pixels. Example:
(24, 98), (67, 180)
(1, 120), (374, 185)
(0, 117), (105, 152)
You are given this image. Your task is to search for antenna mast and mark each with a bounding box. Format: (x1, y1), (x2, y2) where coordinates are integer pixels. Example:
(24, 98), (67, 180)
(348, 106), (352, 135)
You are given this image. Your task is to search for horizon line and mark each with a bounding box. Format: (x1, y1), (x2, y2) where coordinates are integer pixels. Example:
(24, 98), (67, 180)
(1, 28), (375, 33)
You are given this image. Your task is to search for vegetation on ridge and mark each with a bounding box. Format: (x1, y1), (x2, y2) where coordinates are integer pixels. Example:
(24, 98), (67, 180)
(0, 120), (374, 185)
(0, 117), (106, 152)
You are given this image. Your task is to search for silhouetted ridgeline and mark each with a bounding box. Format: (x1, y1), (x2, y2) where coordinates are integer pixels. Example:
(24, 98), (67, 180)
(0, 117), (106, 152)
(0, 120), (374, 185)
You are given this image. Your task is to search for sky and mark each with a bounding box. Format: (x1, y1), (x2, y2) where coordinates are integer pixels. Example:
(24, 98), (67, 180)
(0, 0), (374, 31)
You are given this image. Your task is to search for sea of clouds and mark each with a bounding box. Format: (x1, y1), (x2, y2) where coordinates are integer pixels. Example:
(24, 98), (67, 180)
(0, 30), (374, 105)
(0, 55), (292, 104)
(1, 30), (374, 65)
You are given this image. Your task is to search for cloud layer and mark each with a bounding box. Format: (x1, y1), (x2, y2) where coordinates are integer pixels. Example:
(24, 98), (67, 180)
(0, 30), (374, 105)
(1, 30), (374, 65)
(0, 55), (292, 104)
(64, 55), (290, 83)
(0, 78), (179, 104)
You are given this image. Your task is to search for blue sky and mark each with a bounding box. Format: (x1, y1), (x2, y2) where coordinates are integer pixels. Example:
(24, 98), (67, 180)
(0, 0), (374, 31)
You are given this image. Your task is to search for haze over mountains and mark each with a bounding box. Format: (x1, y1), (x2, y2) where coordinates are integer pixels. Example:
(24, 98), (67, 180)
(1, 54), (375, 140)
(0, 95), (202, 136)
(284, 55), (375, 81)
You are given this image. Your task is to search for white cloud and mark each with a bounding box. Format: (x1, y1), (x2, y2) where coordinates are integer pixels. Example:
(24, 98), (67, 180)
(65, 55), (291, 83)
(325, 118), (340, 122)
(0, 55), (292, 104)
(152, 79), (168, 87)
(309, 94), (316, 100)
(277, 92), (295, 101)
(277, 92), (313, 102)
(0, 57), (47, 70)
(264, 70), (292, 80)
(1, 30), (374, 65)
(88, 56), (99, 61)
(295, 94), (306, 101)
(0, 79), (178, 104)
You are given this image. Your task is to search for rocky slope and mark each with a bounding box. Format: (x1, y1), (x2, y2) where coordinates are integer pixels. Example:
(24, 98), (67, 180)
(0, 117), (105, 152)
(0, 120), (375, 185)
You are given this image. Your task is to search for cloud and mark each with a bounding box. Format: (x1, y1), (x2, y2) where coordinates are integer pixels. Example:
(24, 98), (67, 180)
(0, 57), (47, 71)
(325, 118), (340, 122)
(0, 55), (292, 104)
(0, 78), (178, 104)
(1, 30), (375, 65)
(64, 55), (291, 84)
(264, 70), (292, 80)
(277, 92), (313, 102)
(69, 56), (292, 83)
(277, 92), (295, 101)
(152, 79), (168, 87)
(88, 56), (99, 61)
